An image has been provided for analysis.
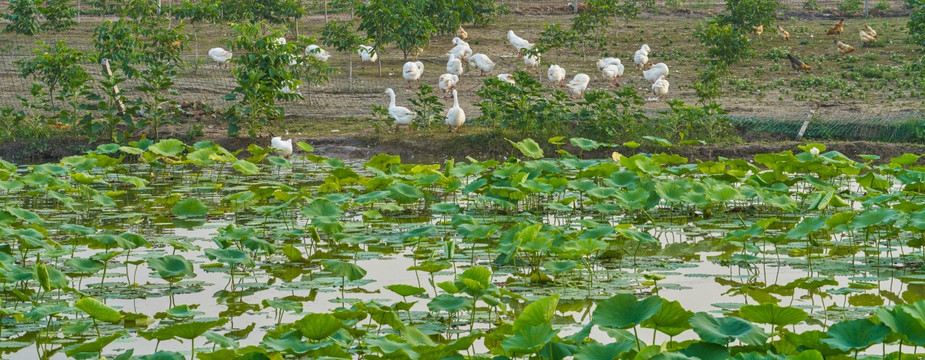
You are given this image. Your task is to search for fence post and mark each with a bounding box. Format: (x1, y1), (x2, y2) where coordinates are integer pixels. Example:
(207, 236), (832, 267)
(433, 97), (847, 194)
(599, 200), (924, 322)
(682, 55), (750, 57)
(574, 0), (579, 13)
(796, 104), (819, 141)
(100, 59), (127, 114)
(864, 0), (869, 17)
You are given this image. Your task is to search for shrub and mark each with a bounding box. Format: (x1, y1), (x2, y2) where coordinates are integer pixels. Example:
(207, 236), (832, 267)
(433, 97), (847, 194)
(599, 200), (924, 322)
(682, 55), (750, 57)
(695, 21), (753, 66)
(223, 23), (303, 137)
(3, 0), (40, 36)
(717, 0), (779, 32)
(910, 1), (925, 47)
(837, 0), (863, 15)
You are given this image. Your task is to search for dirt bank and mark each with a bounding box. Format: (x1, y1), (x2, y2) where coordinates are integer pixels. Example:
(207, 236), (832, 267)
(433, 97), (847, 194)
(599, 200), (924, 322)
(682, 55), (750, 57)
(3, 131), (922, 165)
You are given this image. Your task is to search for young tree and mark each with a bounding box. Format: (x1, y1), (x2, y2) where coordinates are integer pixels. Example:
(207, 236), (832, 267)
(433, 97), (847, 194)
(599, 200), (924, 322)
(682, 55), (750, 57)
(16, 41), (91, 126)
(322, 19), (363, 89)
(135, 18), (189, 139)
(38, 0), (76, 35)
(3, 0), (41, 36)
(171, 0), (220, 66)
(223, 23), (301, 136)
(357, 0), (434, 62)
(909, 0), (925, 47)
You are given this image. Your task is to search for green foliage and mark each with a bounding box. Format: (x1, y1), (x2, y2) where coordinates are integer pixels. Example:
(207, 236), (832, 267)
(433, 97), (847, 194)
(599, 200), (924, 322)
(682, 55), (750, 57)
(357, 0), (501, 61)
(3, 0), (40, 36)
(15, 41), (92, 128)
(910, 2), (925, 47)
(38, 0), (75, 33)
(476, 71), (728, 144)
(407, 84), (442, 127)
(837, 0), (863, 15)
(695, 21), (753, 66)
(717, 0), (778, 32)
(322, 19), (363, 54)
(205, 0), (304, 24)
(223, 23), (301, 136)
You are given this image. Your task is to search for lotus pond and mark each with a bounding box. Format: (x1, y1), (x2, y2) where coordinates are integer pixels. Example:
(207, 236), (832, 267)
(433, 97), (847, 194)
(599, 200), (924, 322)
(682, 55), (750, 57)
(3, 137), (925, 360)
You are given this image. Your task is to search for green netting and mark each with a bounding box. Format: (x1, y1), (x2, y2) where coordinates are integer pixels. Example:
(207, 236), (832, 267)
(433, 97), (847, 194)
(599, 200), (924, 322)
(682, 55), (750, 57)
(730, 114), (925, 143)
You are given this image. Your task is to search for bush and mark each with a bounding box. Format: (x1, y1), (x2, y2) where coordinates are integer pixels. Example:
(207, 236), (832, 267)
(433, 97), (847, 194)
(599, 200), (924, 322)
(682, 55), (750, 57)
(910, 1), (925, 47)
(837, 0), (863, 15)
(717, 0), (779, 32)
(474, 71), (731, 144)
(695, 21), (753, 65)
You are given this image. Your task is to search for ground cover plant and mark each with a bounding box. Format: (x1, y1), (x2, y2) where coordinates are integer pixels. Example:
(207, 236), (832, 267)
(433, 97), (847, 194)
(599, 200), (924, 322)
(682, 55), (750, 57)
(0, 138), (924, 358)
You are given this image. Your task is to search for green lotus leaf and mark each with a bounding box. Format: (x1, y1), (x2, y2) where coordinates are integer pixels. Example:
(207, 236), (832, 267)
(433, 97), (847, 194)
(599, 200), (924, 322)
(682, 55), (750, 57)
(689, 312), (768, 346)
(820, 318), (889, 352)
(574, 341), (634, 360)
(172, 198), (208, 218)
(75, 297), (122, 322)
(232, 160), (259, 175)
(508, 138), (544, 159)
(739, 303), (808, 327)
(641, 299), (694, 337)
(593, 294), (662, 329)
(514, 294), (559, 333)
(570, 137), (603, 151)
(204, 248), (254, 267)
(296, 313), (343, 340)
(321, 259), (367, 281)
(147, 139), (186, 157)
(147, 255), (195, 280)
(385, 284), (426, 298)
(427, 294), (473, 313)
(387, 183), (424, 204)
(502, 324), (557, 356)
(64, 330), (126, 357)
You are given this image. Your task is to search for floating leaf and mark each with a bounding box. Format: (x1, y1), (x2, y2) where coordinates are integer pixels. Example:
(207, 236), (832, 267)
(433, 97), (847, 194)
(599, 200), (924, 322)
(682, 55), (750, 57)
(172, 198), (208, 218)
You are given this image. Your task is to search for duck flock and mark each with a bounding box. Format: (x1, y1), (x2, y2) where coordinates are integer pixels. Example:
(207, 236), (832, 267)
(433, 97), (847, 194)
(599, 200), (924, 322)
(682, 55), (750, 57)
(208, 19), (880, 154)
(207, 27), (675, 137)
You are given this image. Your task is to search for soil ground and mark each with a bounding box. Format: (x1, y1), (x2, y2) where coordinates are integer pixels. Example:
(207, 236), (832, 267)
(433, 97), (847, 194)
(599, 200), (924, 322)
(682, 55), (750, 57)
(0, 5), (922, 163)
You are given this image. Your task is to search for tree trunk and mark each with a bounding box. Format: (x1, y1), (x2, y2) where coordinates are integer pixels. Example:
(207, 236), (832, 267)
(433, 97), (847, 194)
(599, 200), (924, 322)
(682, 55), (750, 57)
(324, 0), (328, 22)
(349, 55), (353, 91)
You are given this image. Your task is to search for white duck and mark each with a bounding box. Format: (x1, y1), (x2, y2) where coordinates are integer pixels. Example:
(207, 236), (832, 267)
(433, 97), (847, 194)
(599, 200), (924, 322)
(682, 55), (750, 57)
(445, 89), (465, 133)
(270, 137), (293, 157)
(507, 30), (533, 56)
(643, 63), (669, 83)
(208, 47), (232, 68)
(275, 37), (287, 45)
(524, 53), (541, 75)
(468, 54), (495, 76)
(601, 64), (624, 87)
(566, 74), (590, 99)
(547, 65), (566, 87)
(279, 80), (301, 96)
(358, 45), (378, 69)
(438, 74), (459, 98)
(305, 45), (331, 62)
(651, 75), (669, 101)
(597, 57), (622, 71)
(634, 44), (651, 70)
(448, 39), (472, 62)
(403, 61), (424, 89)
(447, 54), (464, 77)
(497, 73), (515, 84)
(384, 88), (415, 133)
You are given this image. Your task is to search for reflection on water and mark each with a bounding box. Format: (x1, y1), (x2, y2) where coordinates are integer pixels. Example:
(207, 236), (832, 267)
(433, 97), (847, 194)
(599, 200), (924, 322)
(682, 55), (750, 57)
(2, 158), (924, 359)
